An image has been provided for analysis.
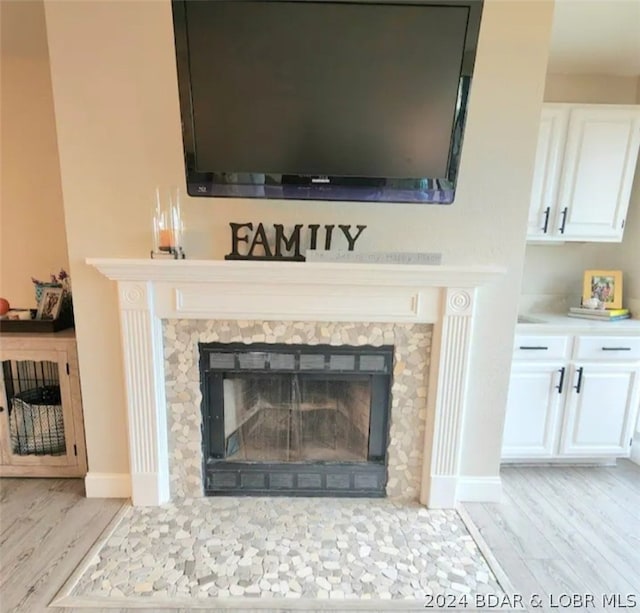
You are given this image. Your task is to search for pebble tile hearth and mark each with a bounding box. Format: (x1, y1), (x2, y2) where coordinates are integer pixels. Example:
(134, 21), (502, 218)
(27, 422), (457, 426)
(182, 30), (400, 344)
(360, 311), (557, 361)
(69, 497), (504, 607)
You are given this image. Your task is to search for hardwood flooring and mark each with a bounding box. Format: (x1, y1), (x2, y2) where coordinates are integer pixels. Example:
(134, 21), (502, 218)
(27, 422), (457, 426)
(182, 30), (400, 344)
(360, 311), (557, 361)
(0, 462), (638, 612)
(0, 478), (123, 613)
(463, 461), (640, 612)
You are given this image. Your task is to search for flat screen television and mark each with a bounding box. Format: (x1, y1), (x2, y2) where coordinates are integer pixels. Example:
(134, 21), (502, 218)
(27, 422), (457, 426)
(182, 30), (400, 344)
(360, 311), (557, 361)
(172, 0), (483, 203)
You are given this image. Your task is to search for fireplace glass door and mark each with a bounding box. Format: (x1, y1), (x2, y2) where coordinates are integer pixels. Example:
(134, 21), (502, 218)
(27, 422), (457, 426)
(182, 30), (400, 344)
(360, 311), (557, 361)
(200, 343), (392, 496)
(223, 375), (371, 463)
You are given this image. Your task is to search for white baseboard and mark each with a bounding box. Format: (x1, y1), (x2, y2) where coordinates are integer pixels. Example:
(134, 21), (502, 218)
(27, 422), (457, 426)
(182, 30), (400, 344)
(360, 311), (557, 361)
(426, 475), (503, 507)
(130, 471), (171, 506)
(426, 475), (458, 508)
(502, 457), (616, 466)
(630, 440), (640, 466)
(84, 472), (131, 499)
(456, 476), (503, 503)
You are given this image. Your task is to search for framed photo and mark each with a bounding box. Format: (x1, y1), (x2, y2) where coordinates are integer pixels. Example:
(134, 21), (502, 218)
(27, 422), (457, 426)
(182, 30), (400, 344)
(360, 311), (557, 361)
(582, 270), (623, 309)
(37, 287), (64, 320)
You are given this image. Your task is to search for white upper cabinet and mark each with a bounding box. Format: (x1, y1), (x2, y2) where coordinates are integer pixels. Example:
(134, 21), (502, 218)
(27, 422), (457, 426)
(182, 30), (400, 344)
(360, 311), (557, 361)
(528, 104), (640, 243)
(527, 106), (568, 238)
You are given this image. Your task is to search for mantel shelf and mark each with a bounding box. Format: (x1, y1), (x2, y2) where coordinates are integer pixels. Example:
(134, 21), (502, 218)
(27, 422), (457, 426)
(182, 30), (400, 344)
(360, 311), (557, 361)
(87, 258), (505, 288)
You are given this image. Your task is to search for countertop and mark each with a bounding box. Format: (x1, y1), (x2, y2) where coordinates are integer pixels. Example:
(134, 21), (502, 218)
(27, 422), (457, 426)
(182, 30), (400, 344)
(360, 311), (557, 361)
(517, 312), (640, 335)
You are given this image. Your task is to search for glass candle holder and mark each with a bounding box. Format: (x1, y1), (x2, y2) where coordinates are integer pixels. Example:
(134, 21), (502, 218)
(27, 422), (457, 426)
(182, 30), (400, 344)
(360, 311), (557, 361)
(151, 186), (185, 259)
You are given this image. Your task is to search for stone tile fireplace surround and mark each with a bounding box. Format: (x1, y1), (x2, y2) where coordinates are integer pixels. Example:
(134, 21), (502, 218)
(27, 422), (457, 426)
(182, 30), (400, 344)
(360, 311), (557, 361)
(88, 259), (503, 508)
(164, 320), (430, 500)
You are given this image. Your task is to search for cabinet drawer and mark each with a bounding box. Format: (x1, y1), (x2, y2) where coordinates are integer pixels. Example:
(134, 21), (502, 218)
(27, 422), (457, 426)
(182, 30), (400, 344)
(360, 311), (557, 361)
(574, 336), (640, 361)
(513, 336), (569, 360)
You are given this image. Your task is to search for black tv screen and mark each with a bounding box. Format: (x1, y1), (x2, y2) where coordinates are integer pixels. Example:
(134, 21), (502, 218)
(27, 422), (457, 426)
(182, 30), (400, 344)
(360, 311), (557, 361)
(172, 0), (483, 203)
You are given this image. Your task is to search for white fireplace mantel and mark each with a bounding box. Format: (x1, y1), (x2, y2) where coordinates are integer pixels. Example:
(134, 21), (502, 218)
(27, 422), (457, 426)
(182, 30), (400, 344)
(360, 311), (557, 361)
(88, 258), (505, 507)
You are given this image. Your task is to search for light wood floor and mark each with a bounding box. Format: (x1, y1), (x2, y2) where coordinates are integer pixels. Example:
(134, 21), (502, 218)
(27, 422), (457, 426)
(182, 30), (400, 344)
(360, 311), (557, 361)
(464, 461), (640, 612)
(0, 462), (638, 612)
(0, 478), (123, 613)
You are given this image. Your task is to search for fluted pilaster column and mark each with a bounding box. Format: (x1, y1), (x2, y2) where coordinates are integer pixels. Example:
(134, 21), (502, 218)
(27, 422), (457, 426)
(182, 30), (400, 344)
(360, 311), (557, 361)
(422, 287), (476, 508)
(118, 282), (170, 505)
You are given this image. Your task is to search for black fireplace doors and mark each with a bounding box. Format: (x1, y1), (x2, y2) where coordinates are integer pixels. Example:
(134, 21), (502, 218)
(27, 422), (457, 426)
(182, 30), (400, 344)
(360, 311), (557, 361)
(199, 343), (393, 496)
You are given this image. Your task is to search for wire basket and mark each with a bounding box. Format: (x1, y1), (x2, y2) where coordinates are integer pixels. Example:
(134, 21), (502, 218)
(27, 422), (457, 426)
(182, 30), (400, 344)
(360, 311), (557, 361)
(9, 385), (66, 456)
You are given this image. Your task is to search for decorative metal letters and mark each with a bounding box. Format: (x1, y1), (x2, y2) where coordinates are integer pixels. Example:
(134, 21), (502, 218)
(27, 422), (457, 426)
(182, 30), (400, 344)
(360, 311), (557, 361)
(225, 223), (367, 261)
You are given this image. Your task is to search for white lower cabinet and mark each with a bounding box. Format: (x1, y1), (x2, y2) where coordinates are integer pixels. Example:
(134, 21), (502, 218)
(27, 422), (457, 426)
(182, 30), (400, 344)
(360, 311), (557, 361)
(502, 334), (640, 461)
(502, 362), (565, 458)
(560, 363), (639, 457)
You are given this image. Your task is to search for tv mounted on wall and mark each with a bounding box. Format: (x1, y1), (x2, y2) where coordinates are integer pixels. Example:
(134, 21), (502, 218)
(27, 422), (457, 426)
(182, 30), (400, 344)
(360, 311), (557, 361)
(172, 0), (483, 203)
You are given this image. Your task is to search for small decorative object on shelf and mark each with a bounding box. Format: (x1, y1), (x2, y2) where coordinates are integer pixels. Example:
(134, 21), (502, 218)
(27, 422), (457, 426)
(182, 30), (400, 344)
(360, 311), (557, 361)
(32, 269), (71, 302)
(3, 309), (31, 321)
(224, 222), (367, 261)
(582, 269), (623, 310)
(0, 269), (75, 332)
(151, 186), (185, 259)
(567, 307), (630, 322)
(569, 269), (629, 321)
(36, 287), (64, 320)
(31, 269), (73, 320)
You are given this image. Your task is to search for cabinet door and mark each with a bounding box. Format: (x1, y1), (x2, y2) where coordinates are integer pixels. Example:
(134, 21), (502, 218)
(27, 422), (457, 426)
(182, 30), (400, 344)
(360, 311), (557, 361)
(0, 349), (80, 473)
(560, 363), (639, 456)
(527, 106), (568, 239)
(557, 107), (640, 241)
(502, 362), (566, 459)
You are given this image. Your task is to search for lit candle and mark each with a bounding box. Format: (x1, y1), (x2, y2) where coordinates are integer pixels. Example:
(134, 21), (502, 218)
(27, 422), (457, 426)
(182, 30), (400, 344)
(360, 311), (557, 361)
(159, 228), (175, 250)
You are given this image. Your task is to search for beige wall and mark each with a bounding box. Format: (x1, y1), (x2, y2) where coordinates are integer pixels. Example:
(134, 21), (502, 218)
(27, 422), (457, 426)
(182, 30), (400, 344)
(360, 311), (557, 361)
(43, 0), (553, 486)
(0, 0), (69, 309)
(521, 73), (640, 315)
(545, 73), (639, 104)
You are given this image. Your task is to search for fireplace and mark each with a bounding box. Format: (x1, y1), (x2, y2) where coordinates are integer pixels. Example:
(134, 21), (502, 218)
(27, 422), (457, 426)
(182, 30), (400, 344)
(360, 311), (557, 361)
(87, 258), (504, 507)
(165, 320), (430, 500)
(199, 343), (392, 496)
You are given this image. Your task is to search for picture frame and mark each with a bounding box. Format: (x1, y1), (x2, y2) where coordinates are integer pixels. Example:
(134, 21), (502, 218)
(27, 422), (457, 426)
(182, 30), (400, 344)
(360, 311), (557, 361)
(36, 287), (64, 320)
(582, 270), (623, 309)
